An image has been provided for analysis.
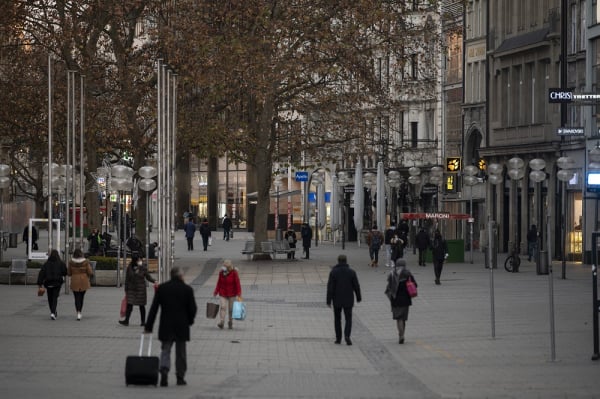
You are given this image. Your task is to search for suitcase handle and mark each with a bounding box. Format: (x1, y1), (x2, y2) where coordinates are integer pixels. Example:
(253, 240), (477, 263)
(139, 333), (152, 356)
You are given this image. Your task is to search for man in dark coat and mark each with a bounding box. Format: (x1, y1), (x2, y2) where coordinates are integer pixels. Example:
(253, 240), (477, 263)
(183, 217), (196, 251)
(415, 227), (431, 266)
(431, 229), (448, 285)
(144, 267), (197, 387)
(326, 254), (362, 345)
(222, 214), (232, 241)
(300, 222), (312, 259)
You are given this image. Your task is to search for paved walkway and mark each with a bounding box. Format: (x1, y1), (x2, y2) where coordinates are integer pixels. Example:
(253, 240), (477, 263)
(1, 230), (599, 398)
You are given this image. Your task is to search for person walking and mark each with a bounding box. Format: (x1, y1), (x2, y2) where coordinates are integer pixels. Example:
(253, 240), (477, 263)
(390, 232), (405, 264)
(37, 249), (67, 320)
(119, 255), (156, 326)
(213, 259), (242, 330)
(326, 254), (362, 345)
(87, 228), (102, 256)
(144, 267), (197, 387)
(23, 224), (38, 254)
(183, 217), (196, 251)
(366, 224), (384, 267)
(384, 222), (397, 267)
(385, 259), (417, 344)
(222, 214), (232, 241)
(431, 229), (448, 285)
(284, 227), (297, 259)
(527, 224), (538, 262)
(199, 218), (211, 251)
(415, 227), (431, 266)
(300, 222), (312, 259)
(67, 248), (93, 320)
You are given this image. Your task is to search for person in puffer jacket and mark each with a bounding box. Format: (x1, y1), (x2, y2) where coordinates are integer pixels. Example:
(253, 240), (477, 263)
(213, 259), (242, 330)
(67, 248), (93, 320)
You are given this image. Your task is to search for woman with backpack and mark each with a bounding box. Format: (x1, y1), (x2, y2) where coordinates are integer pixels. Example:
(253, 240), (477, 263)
(367, 225), (384, 267)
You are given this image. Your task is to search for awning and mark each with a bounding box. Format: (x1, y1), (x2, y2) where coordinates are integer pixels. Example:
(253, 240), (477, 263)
(246, 190), (301, 199)
(400, 212), (470, 220)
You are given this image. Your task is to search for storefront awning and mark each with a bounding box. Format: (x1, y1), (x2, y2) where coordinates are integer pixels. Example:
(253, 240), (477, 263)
(400, 212), (470, 220)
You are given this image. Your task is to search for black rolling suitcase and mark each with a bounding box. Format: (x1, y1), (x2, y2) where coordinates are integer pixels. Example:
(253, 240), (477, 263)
(125, 334), (159, 386)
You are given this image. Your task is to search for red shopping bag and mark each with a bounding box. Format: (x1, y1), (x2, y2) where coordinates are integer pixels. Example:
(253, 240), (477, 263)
(120, 296), (127, 318)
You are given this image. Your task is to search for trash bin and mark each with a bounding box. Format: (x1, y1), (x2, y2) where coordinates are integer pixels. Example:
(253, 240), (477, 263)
(9, 233), (18, 248)
(537, 250), (548, 275)
(446, 239), (465, 263)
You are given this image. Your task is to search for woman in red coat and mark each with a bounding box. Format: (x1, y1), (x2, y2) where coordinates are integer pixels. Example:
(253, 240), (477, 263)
(213, 259), (242, 329)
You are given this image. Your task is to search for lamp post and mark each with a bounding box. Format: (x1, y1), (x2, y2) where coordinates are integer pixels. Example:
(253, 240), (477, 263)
(529, 157), (556, 361)
(387, 170), (401, 223)
(0, 164), (9, 265)
(486, 162), (504, 338)
(408, 167), (421, 252)
(274, 176), (283, 241)
(429, 166), (444, 212)
(111, 165), (134, 287)
(463, 165), (480, 264)
(337, 171), (352, 250)
(138, 166), (157, 265)
(556, 156), (575, 280)
(507, 157), (525, 267)
(529, 158), (547, 275)
(311, 171), (324, 247)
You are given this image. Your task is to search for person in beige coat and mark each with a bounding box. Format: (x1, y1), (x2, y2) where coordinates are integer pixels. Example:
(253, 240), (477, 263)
(67, 248), (93, 320)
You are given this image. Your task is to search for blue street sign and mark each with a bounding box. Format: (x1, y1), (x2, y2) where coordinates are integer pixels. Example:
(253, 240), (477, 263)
(295, 171), (309, 182)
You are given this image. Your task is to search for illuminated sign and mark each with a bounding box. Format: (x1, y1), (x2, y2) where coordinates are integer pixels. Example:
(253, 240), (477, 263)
(446, 157), (461, 172)
(477, 158), (486, 171)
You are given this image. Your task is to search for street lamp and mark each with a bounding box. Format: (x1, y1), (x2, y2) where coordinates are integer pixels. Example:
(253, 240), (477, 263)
(337, 171), (352, 250)
(274, 176), (283, 241)
(387, 170), (401, 223)
(111, 165), (134, 287)
(507, 156), (525, 268)
(529, 158), (547, 275)
(311, 171), (324, 247)
(0, 164), (9, 265)
(429, 166), (444, 212)
(556, 156), (575, 279)
(463, 165), (480, 264)
(138, 166), (157, 267)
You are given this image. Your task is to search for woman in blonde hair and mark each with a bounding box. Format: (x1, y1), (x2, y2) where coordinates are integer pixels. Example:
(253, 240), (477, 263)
(213, 259), (242, 329)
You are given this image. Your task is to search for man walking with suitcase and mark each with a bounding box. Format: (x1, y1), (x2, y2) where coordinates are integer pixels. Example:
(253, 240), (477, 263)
(144, 267), (197, 387)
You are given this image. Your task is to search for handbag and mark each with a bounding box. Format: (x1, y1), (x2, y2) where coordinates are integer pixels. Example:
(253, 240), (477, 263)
(120, 296), (128, 318)
(232, 300), (246, 321)
(208, 237), (212, 246)
(406, 279), (418, 298)
(206, 301), (220, 319)
(37, 287), (46, 296)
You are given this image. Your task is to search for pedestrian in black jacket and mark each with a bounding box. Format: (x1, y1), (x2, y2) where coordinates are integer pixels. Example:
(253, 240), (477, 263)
(431, 229), (448, 285)
(301, 222), (312, 259)
(144, 267), (197, 387)
(199, 218), (211, 251)
(326, 254), (362, 345)
(415, 227), (431, 266)
(37, 249), (67, 320)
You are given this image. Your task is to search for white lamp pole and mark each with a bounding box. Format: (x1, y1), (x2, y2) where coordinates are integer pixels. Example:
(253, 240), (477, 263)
(463, 165), (480, 264)
(556, 156), (575, 279)
(139, 166), (158, 264)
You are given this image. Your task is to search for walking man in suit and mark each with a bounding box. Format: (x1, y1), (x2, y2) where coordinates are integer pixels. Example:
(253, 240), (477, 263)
(326, 254), (362, 345)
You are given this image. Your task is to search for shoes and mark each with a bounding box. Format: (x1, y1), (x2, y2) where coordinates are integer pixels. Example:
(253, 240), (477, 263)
(399, 338), (405, 344)
(176, 378), (187, 386)
(435, 280), (441, 285)
(50, 313), (56, 320)
(345, 337), (352, 346)
(228, 320), (233, 329)
(217, 321), (224, 329)
(160, 370), (168, 387)
(334, 340), (341, 344)
(77, 312), (81, 321)
(119, 320), (129, 326)
(140, 322), (145, 327)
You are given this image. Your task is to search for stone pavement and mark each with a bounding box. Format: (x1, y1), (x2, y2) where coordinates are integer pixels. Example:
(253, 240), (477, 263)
(1, 230), (600, 399)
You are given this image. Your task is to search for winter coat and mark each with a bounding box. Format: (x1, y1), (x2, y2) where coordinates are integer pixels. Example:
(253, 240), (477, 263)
(386, 267), (417, 308)
(37, 259), (67, 288)
(184, 221), (196, 238)
(145, 277), (197, 342)
(415, 229), (430, 250)
(301, 224), (312, 248)
(124, 263), (156, 306)
(222, 217), (232, 230)
(326, 263), (362, 308)
(431, 235), (448, 261)
(366, 230), (384, 250)
(68, 257), (93, 292)
(384, 227), (396, 245)
(213, 268), (242, 298)
(284, 230), (297, 247)
(390, 235), (405, 261)
(199, 222), (211, 239)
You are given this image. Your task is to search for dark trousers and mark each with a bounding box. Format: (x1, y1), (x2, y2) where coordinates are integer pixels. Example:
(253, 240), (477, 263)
(46, 286), (61, 315)
(125, 304), (146, 324)
(223, 229), (230, 240)
(287, 244), (296, 259)
(333, 306), (353, 340)
(202, 237), (209, 251)
(186, 237), (193, 251)
(433, 259), (444, 281)
(418, 248), (427, 265)
(73, 290), (86, 312)
(160, 340), (187, 379)
(303, 246), (310, 259)
(369, 247), (380, 263)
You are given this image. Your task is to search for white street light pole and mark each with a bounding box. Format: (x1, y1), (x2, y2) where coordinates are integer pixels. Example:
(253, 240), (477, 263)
(0, 164), (10, 265)
(463, 165), (480, 264)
